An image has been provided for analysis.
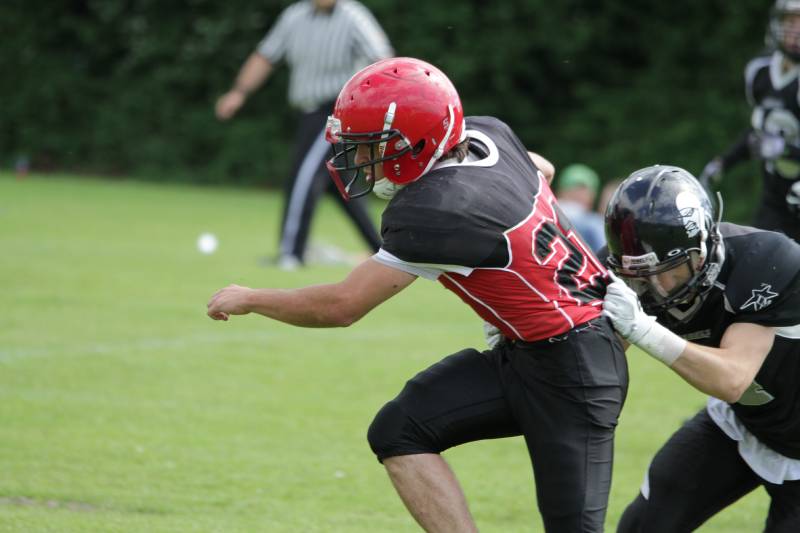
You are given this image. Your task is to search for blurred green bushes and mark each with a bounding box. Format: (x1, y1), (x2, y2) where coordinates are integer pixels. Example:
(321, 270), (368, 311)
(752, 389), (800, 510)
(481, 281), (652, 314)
(1, 0), (769, 221)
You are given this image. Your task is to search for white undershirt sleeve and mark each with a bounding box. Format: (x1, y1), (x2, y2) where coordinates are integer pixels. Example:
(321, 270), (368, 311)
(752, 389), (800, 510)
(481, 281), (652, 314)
(372, 249), (474, 281)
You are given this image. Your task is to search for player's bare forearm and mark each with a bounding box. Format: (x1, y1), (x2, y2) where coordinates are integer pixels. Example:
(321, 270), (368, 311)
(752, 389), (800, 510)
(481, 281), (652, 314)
(206, 259), (417, 328)
(207, 283), (368, 327)
(257, 284), (369, 327)
(669, 344), (749, 403)
(669, 323), (774, 403)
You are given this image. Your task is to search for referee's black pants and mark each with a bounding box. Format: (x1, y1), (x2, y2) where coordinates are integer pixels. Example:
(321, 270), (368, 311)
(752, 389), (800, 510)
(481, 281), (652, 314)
(368, 318), (629, 533)
(278, 102), (381, 262)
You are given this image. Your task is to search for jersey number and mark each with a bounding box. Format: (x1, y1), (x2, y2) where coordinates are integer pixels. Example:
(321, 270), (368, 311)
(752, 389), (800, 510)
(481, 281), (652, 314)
(531, 202), (604, 303)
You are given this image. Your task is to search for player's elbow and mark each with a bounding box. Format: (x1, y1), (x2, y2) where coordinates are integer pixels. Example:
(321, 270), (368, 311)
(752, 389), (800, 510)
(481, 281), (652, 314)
(327, 299), (368, 328)
(719, 374), (751, 404)
(331, 310), (360, 328)
(717, 388), (744, 405)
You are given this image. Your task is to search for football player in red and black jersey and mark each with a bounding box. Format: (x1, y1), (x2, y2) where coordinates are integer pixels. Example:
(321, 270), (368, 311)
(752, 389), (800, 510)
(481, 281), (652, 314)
(602, 165), (800, 532)
(207, 57), (626, 533)
(699, 0), (800, 242)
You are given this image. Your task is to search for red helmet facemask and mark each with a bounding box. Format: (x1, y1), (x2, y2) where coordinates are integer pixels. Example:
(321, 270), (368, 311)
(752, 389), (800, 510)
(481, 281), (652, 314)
(325, 57), (465, 200)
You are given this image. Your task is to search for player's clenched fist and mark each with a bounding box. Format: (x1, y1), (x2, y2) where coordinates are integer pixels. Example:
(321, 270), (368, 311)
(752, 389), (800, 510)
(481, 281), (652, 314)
(207, 284), (254, 321)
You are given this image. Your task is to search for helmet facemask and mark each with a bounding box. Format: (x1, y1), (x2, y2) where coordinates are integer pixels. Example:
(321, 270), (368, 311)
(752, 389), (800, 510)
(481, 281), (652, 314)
(770, 1), (800, 61)
(326, 102), (460, 200)
(611, 247), (717, 319)
(325, 104), (412, 200)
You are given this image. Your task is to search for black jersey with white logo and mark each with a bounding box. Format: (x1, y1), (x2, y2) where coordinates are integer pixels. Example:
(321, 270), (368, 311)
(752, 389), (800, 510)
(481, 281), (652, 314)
(662, 223), (800, 458)
(745, 52), (800, 212)
(379, 116), (607, 342)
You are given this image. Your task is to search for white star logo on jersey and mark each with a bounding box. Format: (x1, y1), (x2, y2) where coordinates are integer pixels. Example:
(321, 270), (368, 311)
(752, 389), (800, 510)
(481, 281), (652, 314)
(740, 284), (779, 311)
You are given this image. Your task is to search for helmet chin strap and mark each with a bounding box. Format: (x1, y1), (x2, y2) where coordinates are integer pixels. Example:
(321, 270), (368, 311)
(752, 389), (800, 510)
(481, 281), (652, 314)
(372, 177), (404, 200)
(705, 191), (725, 284)
(420, 104), (456, 177)
(377, 102), (397, 159)
(666, 294), (704, 320)
(371, 102), (401, 200)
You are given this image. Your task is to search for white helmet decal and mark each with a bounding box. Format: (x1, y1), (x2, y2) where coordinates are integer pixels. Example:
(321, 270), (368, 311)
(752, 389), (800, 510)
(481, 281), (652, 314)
(675, 191), (704, 238)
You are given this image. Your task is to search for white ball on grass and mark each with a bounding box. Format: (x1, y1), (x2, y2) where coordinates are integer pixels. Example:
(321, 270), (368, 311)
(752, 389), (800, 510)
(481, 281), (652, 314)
(197, 232), (219, 254)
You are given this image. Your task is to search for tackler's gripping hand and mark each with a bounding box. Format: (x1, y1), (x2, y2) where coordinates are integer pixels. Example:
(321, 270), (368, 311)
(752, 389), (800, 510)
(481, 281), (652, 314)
(602, 272), (656, 344)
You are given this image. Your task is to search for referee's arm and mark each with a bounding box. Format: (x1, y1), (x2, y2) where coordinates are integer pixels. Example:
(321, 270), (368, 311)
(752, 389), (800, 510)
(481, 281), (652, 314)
(215, 6), (292, 120)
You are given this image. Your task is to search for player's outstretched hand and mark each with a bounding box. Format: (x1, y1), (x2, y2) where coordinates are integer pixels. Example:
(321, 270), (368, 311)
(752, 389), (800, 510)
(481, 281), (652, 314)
(602, 273), (655, 344)
(747, 130), (786, 161)
(207, 284), (254, 321)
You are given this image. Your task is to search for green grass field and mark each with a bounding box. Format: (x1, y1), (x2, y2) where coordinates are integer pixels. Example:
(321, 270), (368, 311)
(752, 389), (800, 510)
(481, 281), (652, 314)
(0, 173), (769, 532)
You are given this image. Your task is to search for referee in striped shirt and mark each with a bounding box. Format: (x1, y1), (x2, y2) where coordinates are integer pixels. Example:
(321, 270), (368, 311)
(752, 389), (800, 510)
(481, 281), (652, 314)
(216, 0), (393, 269)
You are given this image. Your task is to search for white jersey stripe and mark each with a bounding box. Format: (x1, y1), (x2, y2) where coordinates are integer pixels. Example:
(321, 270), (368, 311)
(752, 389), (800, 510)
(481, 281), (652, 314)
(553, 301), (576, 329)
(442, 274), (524, 339)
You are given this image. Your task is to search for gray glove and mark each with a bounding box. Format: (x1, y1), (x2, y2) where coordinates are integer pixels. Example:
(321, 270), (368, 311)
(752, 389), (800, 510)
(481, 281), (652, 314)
(748, 131), (787, 160)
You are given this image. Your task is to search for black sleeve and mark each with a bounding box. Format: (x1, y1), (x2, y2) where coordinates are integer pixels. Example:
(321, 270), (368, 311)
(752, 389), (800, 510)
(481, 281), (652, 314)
(733, 279), (800, 327)
(783, 142), (800, 160)
(381, 223), (485, 266)
(720, 128), (754, 171)
(380, 183), (506, 267)
(726, 231), (800, 327)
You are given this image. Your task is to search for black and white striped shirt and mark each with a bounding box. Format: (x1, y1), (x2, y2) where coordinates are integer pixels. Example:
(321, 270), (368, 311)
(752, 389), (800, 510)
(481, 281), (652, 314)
(257, 0), (393, 112)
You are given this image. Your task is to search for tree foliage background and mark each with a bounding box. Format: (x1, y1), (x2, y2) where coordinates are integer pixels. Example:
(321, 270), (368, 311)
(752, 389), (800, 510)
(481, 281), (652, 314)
(1, 0), (771, 221)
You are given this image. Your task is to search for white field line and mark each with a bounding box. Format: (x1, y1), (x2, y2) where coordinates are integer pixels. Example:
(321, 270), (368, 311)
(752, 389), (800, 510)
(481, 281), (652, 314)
(0, 332), (275, 364)
(0, 327), (456, 364)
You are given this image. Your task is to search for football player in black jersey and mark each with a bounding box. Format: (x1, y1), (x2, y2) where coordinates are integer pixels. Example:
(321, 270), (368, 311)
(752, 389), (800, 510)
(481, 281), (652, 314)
(700, 0), (800, 242)
(208, 57), (626, 532)
(601, 165), (800, 532)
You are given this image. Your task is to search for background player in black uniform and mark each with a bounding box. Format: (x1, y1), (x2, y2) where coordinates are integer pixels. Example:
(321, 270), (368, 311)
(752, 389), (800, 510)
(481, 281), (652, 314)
(207, 57), (626, 532)
(699, 0), (800, 242)
(601, 165), (800, 532)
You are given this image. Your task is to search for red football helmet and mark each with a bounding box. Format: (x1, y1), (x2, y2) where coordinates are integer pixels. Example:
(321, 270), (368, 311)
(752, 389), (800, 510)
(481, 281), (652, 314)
(325, 57), (465, 200)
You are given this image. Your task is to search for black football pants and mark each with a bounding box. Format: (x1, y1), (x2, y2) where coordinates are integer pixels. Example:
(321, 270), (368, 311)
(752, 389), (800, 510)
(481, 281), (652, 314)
(617, 409), (800, 533)
(368, 318), (628, 533)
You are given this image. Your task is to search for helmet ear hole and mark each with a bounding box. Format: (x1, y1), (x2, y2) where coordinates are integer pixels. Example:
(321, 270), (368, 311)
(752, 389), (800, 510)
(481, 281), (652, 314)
(411, 139), (426, 159)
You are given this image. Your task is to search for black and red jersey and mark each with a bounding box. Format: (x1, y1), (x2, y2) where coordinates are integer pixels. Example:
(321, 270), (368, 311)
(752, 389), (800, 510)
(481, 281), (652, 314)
(376, 116), (608, 342)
